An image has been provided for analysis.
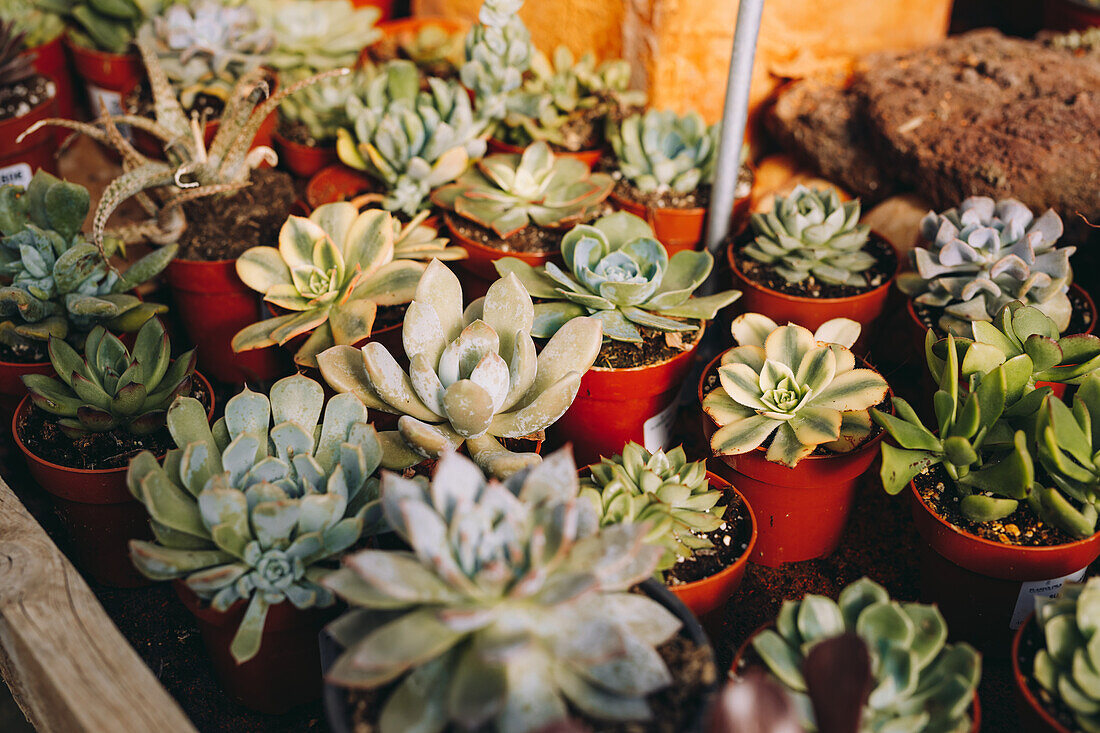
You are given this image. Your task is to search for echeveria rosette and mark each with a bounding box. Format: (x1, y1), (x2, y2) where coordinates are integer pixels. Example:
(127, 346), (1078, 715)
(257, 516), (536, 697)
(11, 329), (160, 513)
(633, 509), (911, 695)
(496, 211), (740, 343)
(278, 67), (373, 145)
(430, 141), (614, 238)
(753, 577), (981, 733)
(898, 196), (1075, 337)
(608, 109), (718, 195)
(232, 204), (435, 368)
(1030, 578), (1100, 732)
(258, 0), (381, 75)
(317, 259), (603, 479)
(705, 323), (888, 467)
(128, 374), (385, 663)
(323, 448), (683, 733)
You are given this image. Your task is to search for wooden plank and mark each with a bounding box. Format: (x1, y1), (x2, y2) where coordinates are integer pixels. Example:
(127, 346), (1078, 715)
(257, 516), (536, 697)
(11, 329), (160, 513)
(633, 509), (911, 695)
(0, 476), (196, 733)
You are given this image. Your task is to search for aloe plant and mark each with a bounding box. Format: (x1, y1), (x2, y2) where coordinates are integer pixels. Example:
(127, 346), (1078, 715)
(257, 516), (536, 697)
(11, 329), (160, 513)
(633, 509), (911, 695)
(317, 259), (602, 478)
(497, 211), (739, 343)
(323, 447), (683, 733)
(1030, 578), (1100, 732)
(753, 577), (981, 732)
(608, 109), (718, 195)
(128, 374), (385, 663)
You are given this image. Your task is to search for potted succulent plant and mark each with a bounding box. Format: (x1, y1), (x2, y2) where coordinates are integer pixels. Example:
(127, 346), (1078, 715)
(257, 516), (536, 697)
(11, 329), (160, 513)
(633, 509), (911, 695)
(275, 68), (372, 180)
(1013, 577), (1100, 733)
(128, 373), (385, 713)
(872, 306), (1100, 653)
(499, 211), (740, 466)
(735, 577), (983, 732)
(699, 314), (889, 566)
(432, 141), (615, 299)
(607, 109), (754, 254)
(15, 318), (211, 587)
(581, 442), (757, 618)
(0, 21), (59, 180)
(367, 16), (467, 81)
(320, 447), (721, 733)
(232, 203), (463, 369)
(317, 259), (602, 478)
(729, 185), (898, 340)
(0, 171), (173, 415)
(4, 2), (73, 133)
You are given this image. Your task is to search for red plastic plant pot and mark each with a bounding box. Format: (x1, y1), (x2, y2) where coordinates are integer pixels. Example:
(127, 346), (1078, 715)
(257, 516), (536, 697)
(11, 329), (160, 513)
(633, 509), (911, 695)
(1012, 614), (1072, 733)
(22, 34), (75, 142)
(1045, 0), (1100, 30)
(697, 352), (884, 567)
(0, 93), (59, 183)
(349, 0), (394, 20)
(487, 137), (603, 169)
(610, 192), (707, 256)
(274, 132), (339, 180)
(667, 474), (757, 619)
(909, 478), (1100, 657)
(165, 258), (291, 385)
(306, 165), (376, 209)
(11, 372), (214, 588)
(549, 327), (701, 469)
(0, 358), (53, 426)
(65, 35), (142, 116)
(445, 212), (562, 302)
(174, 580), (339, 714)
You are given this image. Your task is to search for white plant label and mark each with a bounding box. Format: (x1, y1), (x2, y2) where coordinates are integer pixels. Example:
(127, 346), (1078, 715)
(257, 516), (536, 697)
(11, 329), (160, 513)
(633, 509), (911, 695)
(85, 85), (131, 139)
(643, 399), (678, 453)
(0, 163), (32, 189)
(1009, 567), (1088, 629)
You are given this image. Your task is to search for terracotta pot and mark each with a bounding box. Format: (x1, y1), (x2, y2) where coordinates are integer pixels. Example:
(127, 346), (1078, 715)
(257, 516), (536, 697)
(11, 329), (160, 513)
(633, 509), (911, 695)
(909, 477), (1100, 656)
(274, 131), (338, 180)
(350, 0), (394, 20)
(65, 35), (142, 117)
(698, 352), (885, 567)
(174, 580), (338, 713)
(0, 357), (53, 427)
(22, 34), (75, 144)
(321, 578), (718, 733)
(487, 137), (603, 169)
(165, 258), (291, 385)
(666, 474), (757, 618)
(1045, 0), (1100, 30)
(549, 325), (701, 469)
(305, 164), (382, 210)
(732, 624), (982, 732)
(445, 212), (563, 302)
(727, 238), (899, 347)
(12, 372), (214, 588)
(1012, 613), (1071, 733)
(0, 91), (59, 185)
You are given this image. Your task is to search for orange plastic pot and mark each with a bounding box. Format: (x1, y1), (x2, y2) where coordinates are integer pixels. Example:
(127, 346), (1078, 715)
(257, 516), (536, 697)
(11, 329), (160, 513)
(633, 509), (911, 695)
(487, 137), (603, 169)
(22, 34), (75, 143)
(667, 474), (756, 618)
(1045, 0), (1100, 30)
(174, 580), (338, 713)
(274, 132), (338, 180)
(12, 373), (214, 587)
(1012, 613), (1072, 733)
(698, 352), (885, 567)
(909, 477), (1100, 655)
(350, 0), (394, 20)
(0, 92), (58, 183)
(549, 326), (701, 469)
(610, 191), (707, 256)
(306, 164), (375, 209)
(65, 35), (141, 118)
(166, 258), (290, 385)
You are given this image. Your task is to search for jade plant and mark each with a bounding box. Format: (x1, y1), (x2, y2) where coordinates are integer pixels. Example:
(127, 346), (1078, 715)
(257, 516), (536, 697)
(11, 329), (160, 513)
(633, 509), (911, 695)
(24, 319), (194, 437)
(752, 577), (981, 732)
(581, 442), (724, 573)
(336, 59), (487, 217)
(36, 0), (160, 54)
(277, 67), (372, 146)
(317, 259), (602, 478)
(128, 374), (384, 662)
(323, 447), (683, 733)
(703, 321), (888, 467)
(608, 109), (718, 196)
(431, 141), (614, 238)
(496, 211), (739, 342)
(1029, 577), (1100, 732)
(232, 204), (461, 368)
(0, 171), (173, 351)
(898, 197), (1075, 336)
(259, 0), (380, 76)
(743, 185), (876, 287)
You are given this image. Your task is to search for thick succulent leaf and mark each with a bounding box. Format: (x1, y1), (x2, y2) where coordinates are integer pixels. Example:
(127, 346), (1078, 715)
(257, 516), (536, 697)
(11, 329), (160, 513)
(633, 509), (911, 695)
(362, 342), (439, 421)
(317, 345), (393, 412)
(493, 257), (561, 299)
(236, 247), (292, 294)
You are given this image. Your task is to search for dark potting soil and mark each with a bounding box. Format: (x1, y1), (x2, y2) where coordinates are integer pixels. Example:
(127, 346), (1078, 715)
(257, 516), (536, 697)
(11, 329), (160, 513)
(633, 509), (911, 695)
(17, 377), (211, 470)
(914, 463), (1075, 548)
(0, 74), (53, 121)
(732, 235), (897, 299)
(277, 116), (331, 147)
(614, 178), (709, 211)
(345, 627), (716, 733)
(126, 78), (235, 123)
(593, 323), (703, 371)
(447, 213), (566, 255)
(911, 285), (1095, 339)
(665, 492), (752, 586)
(176, 168), (297, 261)
(0, 339), (48, 364)
(1016, 618), (1077, 731)
(373, 303), (407, 333)
(502, 106), (605, 154)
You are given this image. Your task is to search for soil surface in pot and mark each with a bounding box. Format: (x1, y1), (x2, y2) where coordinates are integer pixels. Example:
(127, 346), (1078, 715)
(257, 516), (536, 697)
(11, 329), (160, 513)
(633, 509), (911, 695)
(449, 215), (566, 255)
(590, 323), (703, 370)
(911, 286), (1094, 338)
(500, 106), (606, 154)
(0, 74), (53, 120)
(344, 612), (716, 733)
(125, 75), (274, 125)
(0, 340), (48, 364)
(278, 116), (332, 147)
(1016, 617), (1076, 731)
(366, 39), (459, 81)
(731, 235), (897, 299)
(372, 303), (407, 333)
(915, 463), (1076, 547)
(666, 492), (752, 586)
(18, 377), (211, 470)
(176, 168), (296, 261)
(614, 177), (709, 210)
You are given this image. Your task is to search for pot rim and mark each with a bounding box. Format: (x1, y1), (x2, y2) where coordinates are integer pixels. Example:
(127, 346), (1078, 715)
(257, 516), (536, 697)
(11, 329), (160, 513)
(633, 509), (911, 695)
(0, 87), (58, 130)
(727, 234), (901, 307)
(905, 282), (1098, 338)
(306, 164), (379, 210)
(63, 32), (138, 62)
(21, 32), (65, 56)
(610, 189), (707, 218)
(486, 136), (604, 160)
(272, 129), (335, 154)
(13, 370), (215, 476)
(586, 319), (706, 375)
(1011, 612), (1072, 733)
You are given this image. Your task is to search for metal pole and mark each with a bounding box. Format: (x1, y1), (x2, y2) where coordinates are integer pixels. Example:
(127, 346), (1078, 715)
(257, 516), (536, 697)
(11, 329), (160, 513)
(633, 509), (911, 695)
(706, 0), (765, 254)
